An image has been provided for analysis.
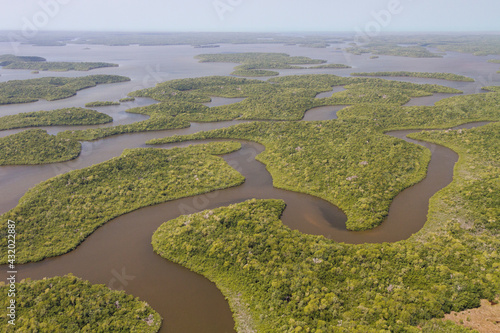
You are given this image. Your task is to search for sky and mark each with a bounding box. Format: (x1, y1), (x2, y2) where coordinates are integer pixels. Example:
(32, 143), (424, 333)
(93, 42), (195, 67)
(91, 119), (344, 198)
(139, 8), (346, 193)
(0, 0), (499, 33)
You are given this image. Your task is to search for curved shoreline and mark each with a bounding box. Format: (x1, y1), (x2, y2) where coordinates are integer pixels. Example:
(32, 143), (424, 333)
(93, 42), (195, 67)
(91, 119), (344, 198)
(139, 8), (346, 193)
(0, 90), (492, 332)
(1, 121), (490, 332)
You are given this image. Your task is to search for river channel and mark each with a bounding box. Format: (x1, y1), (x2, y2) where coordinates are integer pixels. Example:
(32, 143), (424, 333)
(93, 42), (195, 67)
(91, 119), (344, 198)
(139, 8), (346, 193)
(0, 42), (496, 332)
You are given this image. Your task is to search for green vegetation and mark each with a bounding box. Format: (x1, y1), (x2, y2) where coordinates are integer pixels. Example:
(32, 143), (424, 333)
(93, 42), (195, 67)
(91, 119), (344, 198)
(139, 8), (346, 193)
(85, 101), (120, 107)
(408, 122), (500, 236)
(153, 179), (498, 331)
(345, 43), (442, 58)
(429, 36), (500, 56)
(196, 53), (325, 65)
(0, 55), (45, 63)
(0, 54), (118, 71)
(337, 93), (500, 131)
(147, 91), (499, 231)
(0, 275), (161, 332)
(119, 97), (136, 102)
(0, 129), (81, 165)
(3, 31), (347, 47)
(487, 60), (500, 73)
(370, 55), (379, 59)
(309, 64), (351, 69)
(483, 86), (500, 92)
(0, 75), (130, 105)
(153, 124), (499, 331)
(0, 142), (244, 264)
(148, 121), (429, 231)
(3, 32), (499, 56)
(195, 53), (326, 76)
(352, 35), (500, 56)
(0, 107), (112, 131)
(56, 75), (461, 141)
(351, 71), (474, 82)
(299, 43), (331, 48)
(193, 44), (220, 48)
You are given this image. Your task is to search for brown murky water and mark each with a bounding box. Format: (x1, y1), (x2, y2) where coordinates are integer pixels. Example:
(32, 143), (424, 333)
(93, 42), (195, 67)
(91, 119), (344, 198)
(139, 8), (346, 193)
(0, 42), (496, 332)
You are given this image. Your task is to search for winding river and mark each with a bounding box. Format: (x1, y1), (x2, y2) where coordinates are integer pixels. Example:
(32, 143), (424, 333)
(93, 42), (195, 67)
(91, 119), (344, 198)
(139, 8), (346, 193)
(0, 91), (490, 332)
(0, 38), (497, 332)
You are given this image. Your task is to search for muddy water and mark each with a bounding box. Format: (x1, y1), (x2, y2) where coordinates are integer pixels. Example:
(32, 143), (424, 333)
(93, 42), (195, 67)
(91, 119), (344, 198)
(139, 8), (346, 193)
(0, 42), (496, 332)
(5, 120), (488, 333)
(1, 110), (488, 333)
(0, 97), (252, 215)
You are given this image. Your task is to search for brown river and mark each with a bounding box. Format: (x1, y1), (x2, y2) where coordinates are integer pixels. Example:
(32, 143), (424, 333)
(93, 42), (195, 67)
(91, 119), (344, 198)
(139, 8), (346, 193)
(0, 41), (497, 332)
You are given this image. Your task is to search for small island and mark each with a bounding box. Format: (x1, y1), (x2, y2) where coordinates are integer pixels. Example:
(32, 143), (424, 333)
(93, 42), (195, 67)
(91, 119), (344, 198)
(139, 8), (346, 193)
(196, 52), (327, 76)
(0, 75), (130, 105)
(0, 54), (118, 71)
(85, 101), (120, 107)
(351, 71), (475, 82)
(0, 107), (112, 131)
(309, 64), (351, 69)
(345, 44), (442, 58)
(0, 129), (81, 165)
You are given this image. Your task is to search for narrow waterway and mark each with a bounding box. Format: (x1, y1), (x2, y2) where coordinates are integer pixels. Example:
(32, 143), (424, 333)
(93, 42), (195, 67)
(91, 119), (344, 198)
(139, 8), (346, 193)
(0, 95), (490, 332)
(0, 40), (497, 332)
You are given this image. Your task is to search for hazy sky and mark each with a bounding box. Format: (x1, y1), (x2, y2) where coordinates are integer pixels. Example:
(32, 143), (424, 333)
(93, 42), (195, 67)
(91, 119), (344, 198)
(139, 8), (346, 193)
(1, 0), (499, 32)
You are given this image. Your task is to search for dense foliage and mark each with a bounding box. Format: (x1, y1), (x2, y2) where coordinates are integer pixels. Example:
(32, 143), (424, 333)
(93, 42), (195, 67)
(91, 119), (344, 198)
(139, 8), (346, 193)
(353, 35), (500, 56)
(59, 74), (462, 141)
(0, 75), (130, 105)
(195, 53), (326, 76)
(0, 142), (244, 263)
(84, 101), (120, 107)
(0, 54), (118, 71)
(483, 86), (500, 92)
(148, 120), (429, 231)
(147, 91), (499, 231)
(309, 64), (351, 69)
(0, 107), (112, 130)
(153, 123), (500, 332)
(119, 97), (136, 102)
(3, 32), (499, 56)
(153, 193), (498, 331)
(409, 122), (500, 237)
(0, 129), (81, 165)
(9, 31), (345, 47)
(346, 43), (442, 58)
(337, 92), (500, 131)
(351, 71), (474, 82)
(0, 275), (161, 332)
